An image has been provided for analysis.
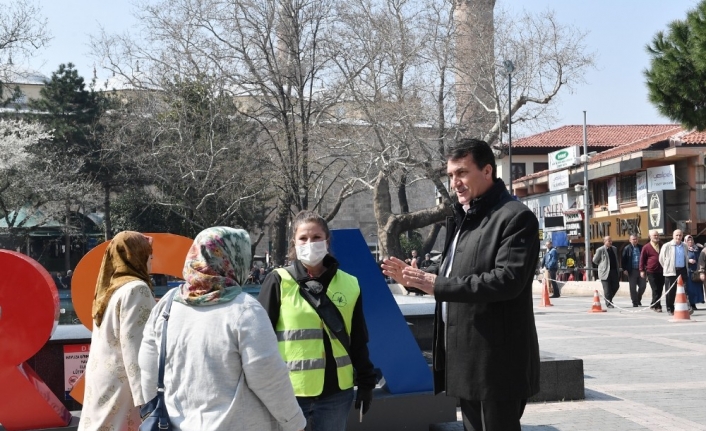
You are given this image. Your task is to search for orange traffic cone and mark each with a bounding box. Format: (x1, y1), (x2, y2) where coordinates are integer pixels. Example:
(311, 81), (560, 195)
(539, 276), (553, 307)
(568, 273), (574, 281)
(670, 275), (694, 322)
(588, 290), (606, 313)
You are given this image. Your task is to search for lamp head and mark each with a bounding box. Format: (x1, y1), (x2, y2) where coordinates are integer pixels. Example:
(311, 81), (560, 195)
(503, 60), (515, 74)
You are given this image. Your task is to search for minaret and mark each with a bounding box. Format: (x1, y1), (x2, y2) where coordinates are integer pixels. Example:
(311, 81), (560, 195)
(454, 0), (496, 139)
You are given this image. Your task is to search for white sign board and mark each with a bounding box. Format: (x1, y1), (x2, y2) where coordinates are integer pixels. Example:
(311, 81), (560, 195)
(64, 344), (90, 399)
(548, 170), (570, 191)
(548, 146), (580, 171)
(636, 171), (648, 207)
(647, 165), (676, 192)
(608, 177), (618, 211)
(522, 193), (568, 231)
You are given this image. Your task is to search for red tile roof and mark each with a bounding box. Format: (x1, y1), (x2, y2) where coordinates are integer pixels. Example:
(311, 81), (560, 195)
(511, 124), (685, 184)
(677, 130), (706, 144)
(589, 127), (683, 162)
(512, 124), (682, 148)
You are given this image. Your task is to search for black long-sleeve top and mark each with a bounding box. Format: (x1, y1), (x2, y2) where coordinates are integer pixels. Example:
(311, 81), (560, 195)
(258, 255), (377, 398)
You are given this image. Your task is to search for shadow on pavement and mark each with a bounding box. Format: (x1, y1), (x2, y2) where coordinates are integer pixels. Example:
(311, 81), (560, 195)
(584, 388), (621, 401)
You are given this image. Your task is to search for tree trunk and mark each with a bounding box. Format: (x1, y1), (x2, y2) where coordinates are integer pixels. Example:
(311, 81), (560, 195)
(396, 173), (412, 239)
(64, 201), (71, 271)
(422, 222), (444, 255)
(104, 183), (112, 240)
(374, 171), (453, 259)
(271, 200), (290, 266)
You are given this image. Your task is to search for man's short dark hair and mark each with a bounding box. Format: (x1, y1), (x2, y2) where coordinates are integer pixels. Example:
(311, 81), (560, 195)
(445, 138), (497, 180)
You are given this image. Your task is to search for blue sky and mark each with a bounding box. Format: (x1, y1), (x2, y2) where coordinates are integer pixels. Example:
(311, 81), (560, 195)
(8, 0), (701, 131)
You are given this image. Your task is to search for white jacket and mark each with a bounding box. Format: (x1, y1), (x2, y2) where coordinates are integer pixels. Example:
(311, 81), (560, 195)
(658, 240), (689, 277)
(139, 291), (306, 431)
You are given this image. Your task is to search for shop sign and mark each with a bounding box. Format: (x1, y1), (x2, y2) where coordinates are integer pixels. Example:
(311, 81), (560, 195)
(587, 211), (649, 242)
(647, 191), (665, 234)
(647, 165), (676, 192)
(566, 222), (583, 237)
(548, 170), (569, 191)
(522, 193), (568, 231)
(548, 146), (579, 171)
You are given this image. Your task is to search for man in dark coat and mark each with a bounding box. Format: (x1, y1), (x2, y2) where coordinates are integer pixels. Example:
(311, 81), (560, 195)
(382, 138), (540, 431)
(621, 234), (645, 307)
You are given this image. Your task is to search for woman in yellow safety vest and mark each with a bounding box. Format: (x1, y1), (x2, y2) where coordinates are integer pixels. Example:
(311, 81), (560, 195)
(258, 210), (377, 431)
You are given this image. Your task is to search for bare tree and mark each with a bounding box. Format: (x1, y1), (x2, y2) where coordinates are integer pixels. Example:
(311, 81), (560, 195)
(91, 0), (372, 263)
(334, 0), (594, 258)
(0, 0), (50, 99)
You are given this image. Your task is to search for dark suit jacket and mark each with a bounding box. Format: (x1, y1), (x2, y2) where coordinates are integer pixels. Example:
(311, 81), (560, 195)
(431, 179), (540, 401)
(621, 244), (642, 272)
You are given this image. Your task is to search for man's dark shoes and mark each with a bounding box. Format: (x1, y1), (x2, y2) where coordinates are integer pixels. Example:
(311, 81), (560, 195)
(606, 303), (615, 308)
(550, 295), (560, 298)
(632, 303), (638, 307)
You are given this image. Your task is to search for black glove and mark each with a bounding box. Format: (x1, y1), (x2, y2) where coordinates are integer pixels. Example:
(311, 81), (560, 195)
(354, 387), (373, 415)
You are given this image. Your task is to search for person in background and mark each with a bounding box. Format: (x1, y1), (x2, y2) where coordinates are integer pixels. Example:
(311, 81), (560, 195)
(78, 231), (155, 431)
(542, 240), (560, 298)
(409, 250), (422, 268)
(62, 269), (73, 290)
(659, 229), (689, 315)
(593, 236), (620, 308)
(685, 235), (704, 310)
(382, 138), (540, 431)
(52, 271), (66, 290)
(258, 210), (376, 431)
(640, 230), (664, 312)
(621, 235), (645, 307)
(140, 227), (305, 431)
(697, 247), (706, 300)
(421, 253), (434, 269)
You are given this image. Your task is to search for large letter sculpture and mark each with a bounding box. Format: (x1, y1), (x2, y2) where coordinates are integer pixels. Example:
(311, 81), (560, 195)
(69, 233), (193, 403)
(0, 250), (72, 431)
(330, 229), (433, 393)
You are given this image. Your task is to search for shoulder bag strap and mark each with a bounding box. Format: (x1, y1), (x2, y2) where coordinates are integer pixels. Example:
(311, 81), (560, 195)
(284, 266), (352, 357)
(157, 288), (178, 391)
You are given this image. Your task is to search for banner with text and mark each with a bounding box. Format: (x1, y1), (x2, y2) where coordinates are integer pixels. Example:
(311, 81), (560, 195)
(548, 170), (570, 191)
(64, 344), (90, 400)
(636, 171), (648, 207)
(608, 177), (618, 211)
(647, 165), (676, 192)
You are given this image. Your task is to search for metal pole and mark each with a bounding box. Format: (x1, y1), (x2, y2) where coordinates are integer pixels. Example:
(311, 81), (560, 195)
(508, 72), (513, 196)
(583, 111), (591, 281)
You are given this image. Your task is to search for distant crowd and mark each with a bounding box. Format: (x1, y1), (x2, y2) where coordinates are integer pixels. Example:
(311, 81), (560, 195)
(51, 270), (72, 290)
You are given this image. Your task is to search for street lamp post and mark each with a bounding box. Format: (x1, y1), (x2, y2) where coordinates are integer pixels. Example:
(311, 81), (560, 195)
(582, 111), (591, 281)
(504, 60), (515, 195)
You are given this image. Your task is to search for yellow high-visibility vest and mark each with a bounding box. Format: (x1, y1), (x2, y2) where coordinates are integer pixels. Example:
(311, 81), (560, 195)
(274, 267), (359, 397)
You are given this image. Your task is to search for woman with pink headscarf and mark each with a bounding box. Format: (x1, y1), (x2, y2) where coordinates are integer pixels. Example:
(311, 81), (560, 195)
(139, 227), (305, 431)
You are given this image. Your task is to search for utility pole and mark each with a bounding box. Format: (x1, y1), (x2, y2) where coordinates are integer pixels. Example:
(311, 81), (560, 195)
(582, 111), (591, 281)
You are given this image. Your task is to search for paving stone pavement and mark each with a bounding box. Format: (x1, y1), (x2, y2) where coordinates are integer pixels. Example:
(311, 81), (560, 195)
(515, 295), (706, 430)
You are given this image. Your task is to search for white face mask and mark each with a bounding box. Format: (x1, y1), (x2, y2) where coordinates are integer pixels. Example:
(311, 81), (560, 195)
(296, 240), (328, 267)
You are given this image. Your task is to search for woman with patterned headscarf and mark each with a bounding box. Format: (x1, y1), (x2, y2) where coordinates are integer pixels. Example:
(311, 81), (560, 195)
(79, 231), (155, 431)
(685, 235), (704, 310)
(139, 227), (305, 431)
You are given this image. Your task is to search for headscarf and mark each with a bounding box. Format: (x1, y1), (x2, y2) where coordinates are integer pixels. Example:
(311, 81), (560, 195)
(175, 227), (251, 306)
(685, 235), (696, 250)
(92, 231), (153, 327)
